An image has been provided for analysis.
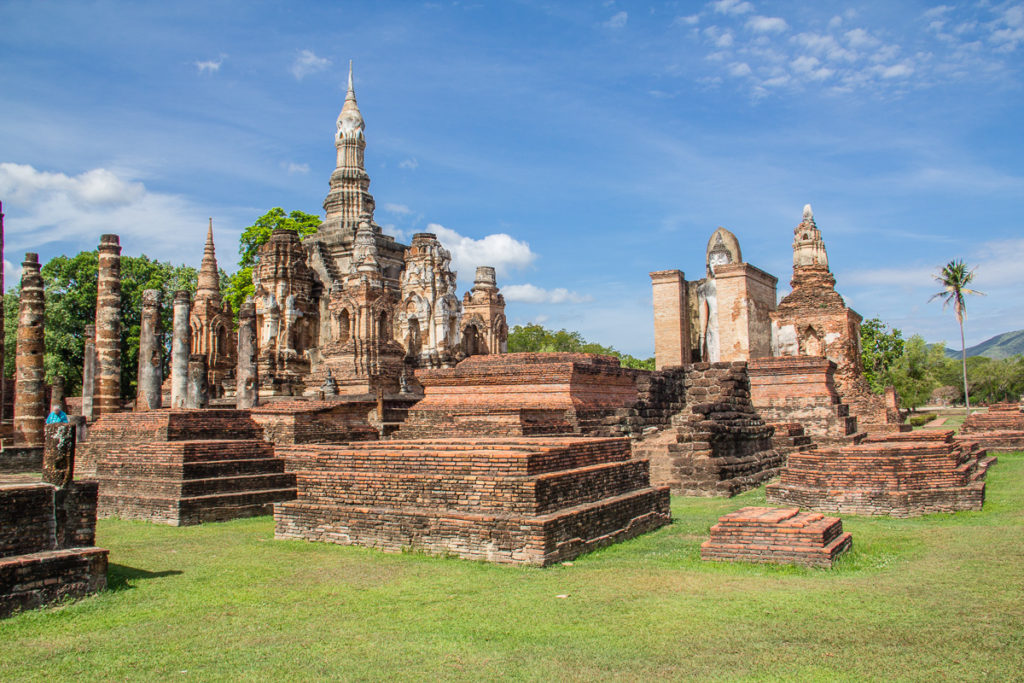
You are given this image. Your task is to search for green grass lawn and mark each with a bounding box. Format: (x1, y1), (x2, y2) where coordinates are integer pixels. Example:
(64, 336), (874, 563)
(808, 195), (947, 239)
(3, 455), (1024, 681)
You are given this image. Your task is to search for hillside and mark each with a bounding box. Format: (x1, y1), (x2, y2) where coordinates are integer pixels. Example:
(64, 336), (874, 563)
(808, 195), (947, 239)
(942, 329), (1024, 360)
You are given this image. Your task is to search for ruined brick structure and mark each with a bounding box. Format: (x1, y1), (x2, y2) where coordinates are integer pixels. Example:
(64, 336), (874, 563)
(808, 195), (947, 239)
(190, 221), (236, 398)
(770, 206), (903, 435)
(766, 430), (995, 516)
(700, 506), (852, 568)
(633, 361), (784, 497)
(0, 203), (5, 435)
(650, 227), (777, 369)
(250, 401), (379, 446)
(77, 410), (296, 525)
(274, 436), (670, 566)
(251, 64), (507, 397)
(955, 402), (1024, 453)
(1, 426), (107, 618)
(748, 356), (863, 446)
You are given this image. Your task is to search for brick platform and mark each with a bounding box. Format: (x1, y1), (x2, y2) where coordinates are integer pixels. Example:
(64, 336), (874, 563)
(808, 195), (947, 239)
(748, 356), (864, 446)
(274, 436), (671, 566)
(634, 362), (784, 496)
(0, 446), (43, 473)
(766, 430), (995, 516)
(398, 353), (642, 438)
(78, 409), (296, 526)
(700, 506), (852, 568)
(955, 403), (1024, 453)
(1, 479), (107, 618)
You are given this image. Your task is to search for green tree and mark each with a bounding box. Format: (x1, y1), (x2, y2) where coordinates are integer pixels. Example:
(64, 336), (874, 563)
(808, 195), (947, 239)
(930, 259), (984, 416)
(225, 208), (321, 313)
(507, 323), (655, 370)
(890, 335), (943, 411)
(860, 317), (904, 393)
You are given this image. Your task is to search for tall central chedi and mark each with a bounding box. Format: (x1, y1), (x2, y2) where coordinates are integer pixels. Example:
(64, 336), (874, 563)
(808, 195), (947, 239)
(251, 63), (507, 397)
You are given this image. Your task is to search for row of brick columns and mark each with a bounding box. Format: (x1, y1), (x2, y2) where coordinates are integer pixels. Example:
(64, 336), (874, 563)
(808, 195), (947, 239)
(7, 232), (261, 449)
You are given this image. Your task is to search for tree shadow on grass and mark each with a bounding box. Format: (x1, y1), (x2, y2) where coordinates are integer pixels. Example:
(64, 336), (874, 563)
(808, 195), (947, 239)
(107, 564), (183, 592)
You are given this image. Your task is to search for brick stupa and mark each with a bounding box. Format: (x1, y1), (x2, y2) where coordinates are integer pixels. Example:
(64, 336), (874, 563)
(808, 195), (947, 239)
(701, 506), (852, 568)
(766, 430), (995, 517)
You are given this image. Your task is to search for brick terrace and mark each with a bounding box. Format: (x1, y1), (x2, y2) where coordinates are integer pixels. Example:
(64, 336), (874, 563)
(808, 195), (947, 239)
(767, 430), (995, 516)
(274, 436), (671, 566)
(700, 506), (852, 568)
(78, 409), (296, 526)
(954, 403), (1024, 454)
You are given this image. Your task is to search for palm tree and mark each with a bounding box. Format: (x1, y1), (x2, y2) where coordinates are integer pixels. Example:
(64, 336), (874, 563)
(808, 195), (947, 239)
(930, 259), (984, 416)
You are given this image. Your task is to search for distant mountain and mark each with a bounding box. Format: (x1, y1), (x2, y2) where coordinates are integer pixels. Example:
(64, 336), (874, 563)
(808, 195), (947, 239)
(941, 330), (1024, 360)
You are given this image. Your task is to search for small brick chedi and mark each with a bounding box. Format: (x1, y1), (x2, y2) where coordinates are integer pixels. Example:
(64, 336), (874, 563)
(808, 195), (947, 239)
(701, 506), (852, 568)
(767, 430), (995, 517)
(955, 402), (1024, 453)
(1, 425), (107, 618)
(251, 64), (507, 397)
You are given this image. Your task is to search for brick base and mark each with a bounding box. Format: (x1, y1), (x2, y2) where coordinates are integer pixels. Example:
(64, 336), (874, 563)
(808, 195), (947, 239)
(700, 506), (851, 568)
(0, 446), (43, 474)
(79, 409), (296, 526)
(767, 430), (995, 516)
(274, 436), (671, 566)
(1, 547), (108, 618)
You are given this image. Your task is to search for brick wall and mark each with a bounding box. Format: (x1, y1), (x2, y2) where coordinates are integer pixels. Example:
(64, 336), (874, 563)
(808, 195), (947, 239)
(251, 400), (379, 445)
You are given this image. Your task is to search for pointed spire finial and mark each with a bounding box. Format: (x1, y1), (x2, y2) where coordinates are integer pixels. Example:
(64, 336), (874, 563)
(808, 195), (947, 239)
(802, 204), (814, 222)
(337, 59), (365, 140)
(347, 60), (354, 95)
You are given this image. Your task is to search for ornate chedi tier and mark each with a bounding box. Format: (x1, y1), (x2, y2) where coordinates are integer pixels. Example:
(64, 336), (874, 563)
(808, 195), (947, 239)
(460, 266), (508, 357)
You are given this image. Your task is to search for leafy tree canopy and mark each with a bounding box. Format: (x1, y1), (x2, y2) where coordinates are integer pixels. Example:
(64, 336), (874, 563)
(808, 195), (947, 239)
(507, 323), (655, 370)
(860, 317), (904, 393)
(225, 208), (321, 313)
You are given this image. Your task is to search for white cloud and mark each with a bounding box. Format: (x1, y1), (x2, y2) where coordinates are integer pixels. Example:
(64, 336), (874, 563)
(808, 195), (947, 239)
(194, 57), (223, 74)
(426, 222), (536, 282)
(747, 16), (788, 33)
(503, 283), (593, 304)
(704, 26), (734, 47)
(673, 15), (700, 26)
(384, 202), (413, 215)
(284, 162), (309, 174)
(399, 158), (419, 170)
(710, 0), (753, 16)
(0, 162), (217, 264)
(603, 11), (628, 29)
(728, 62), (752, 77)
(844, 28), (880, 49)
(291, 49), (331, 80)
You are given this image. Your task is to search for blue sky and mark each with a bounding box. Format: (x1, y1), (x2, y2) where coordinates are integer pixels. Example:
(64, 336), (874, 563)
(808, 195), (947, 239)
(1, 0), (1022, 356)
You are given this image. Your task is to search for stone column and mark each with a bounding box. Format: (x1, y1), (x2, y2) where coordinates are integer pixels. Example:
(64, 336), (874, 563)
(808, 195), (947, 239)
(14, 253), (46, 447)
(236, 300), (258, 409)
(136, 289), (163, 410)
(81, 324), (96, 421)
(94, 234), (122, 416)
(171, 290), (191, 409)
(185, 354), (209, 409)
(42, 423), (76, 488)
